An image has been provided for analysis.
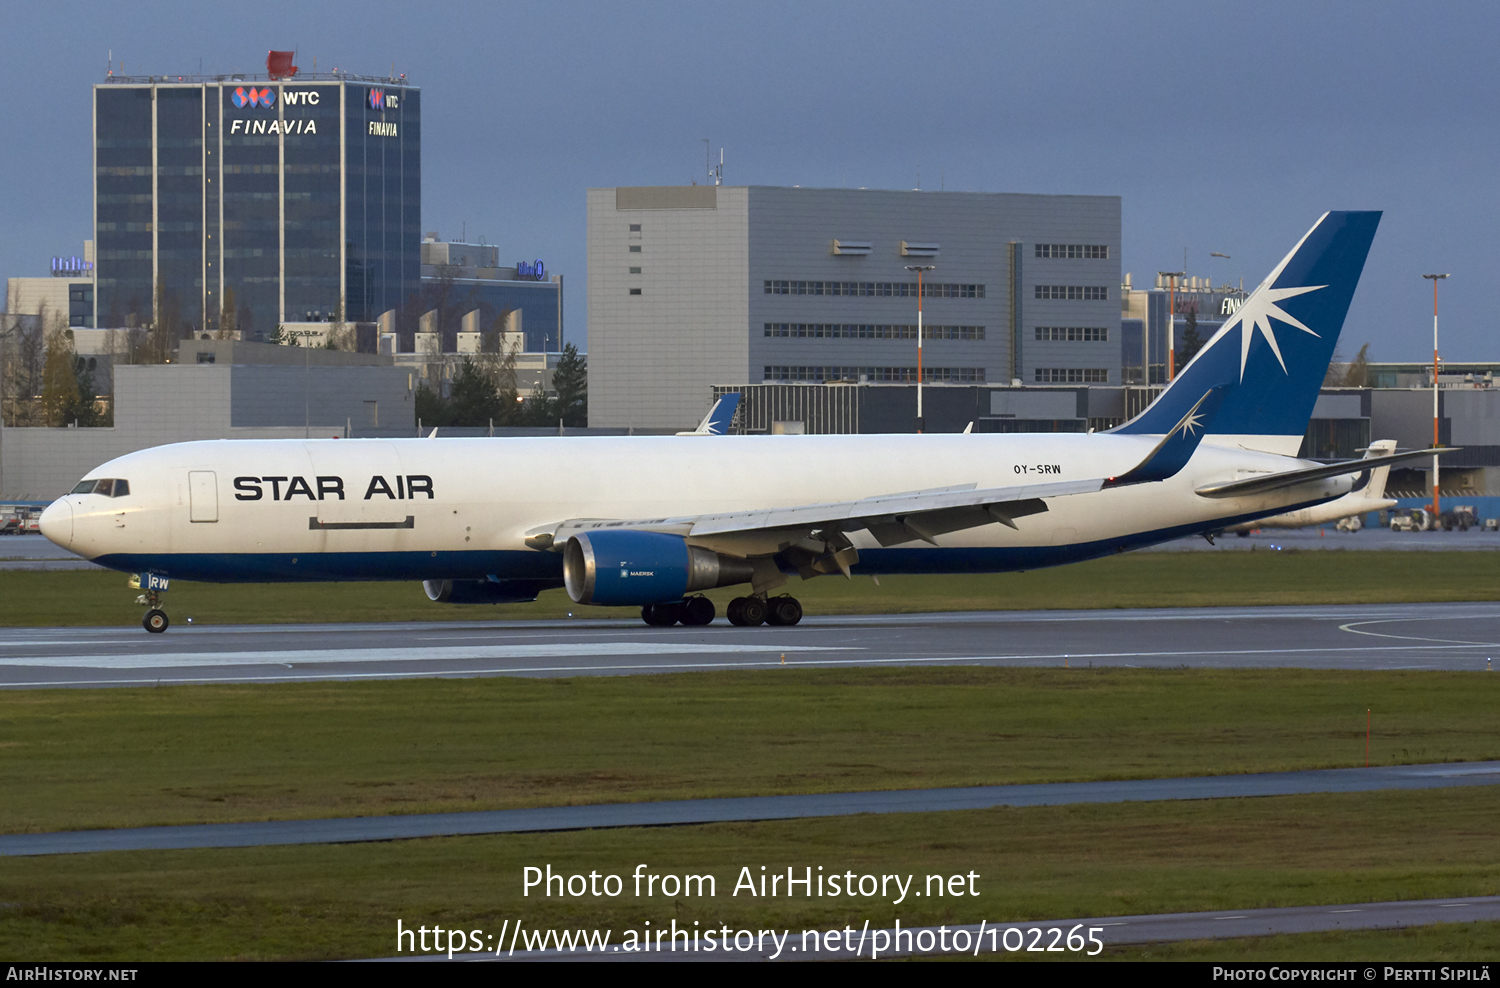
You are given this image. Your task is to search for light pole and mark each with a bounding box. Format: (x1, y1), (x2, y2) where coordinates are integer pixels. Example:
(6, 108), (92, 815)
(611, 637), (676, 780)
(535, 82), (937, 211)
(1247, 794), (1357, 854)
(905, 264), (935, 431)
(1158, 271), (1184, 381)
(1423, 273), (1450, 522)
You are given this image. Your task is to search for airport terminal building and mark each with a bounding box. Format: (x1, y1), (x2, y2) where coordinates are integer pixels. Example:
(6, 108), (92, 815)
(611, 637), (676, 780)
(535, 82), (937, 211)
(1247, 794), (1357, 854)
(94, 72), (420, 337)
(587, 185), (1121, 429)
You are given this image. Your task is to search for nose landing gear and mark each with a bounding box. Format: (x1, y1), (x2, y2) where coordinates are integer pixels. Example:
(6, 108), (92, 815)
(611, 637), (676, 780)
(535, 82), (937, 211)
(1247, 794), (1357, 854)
(143, 607), (169, 633)
(129, 573), (171, 633)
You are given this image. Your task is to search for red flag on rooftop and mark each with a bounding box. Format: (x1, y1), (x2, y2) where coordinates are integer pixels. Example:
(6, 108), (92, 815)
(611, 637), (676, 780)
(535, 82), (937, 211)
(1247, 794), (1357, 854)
(266, 51), (297, 80)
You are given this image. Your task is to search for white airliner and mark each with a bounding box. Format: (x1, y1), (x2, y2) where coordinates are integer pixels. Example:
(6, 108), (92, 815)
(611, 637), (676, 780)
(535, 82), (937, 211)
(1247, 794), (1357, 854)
(1223, 440), (1398, 534)
(40, 211), (1450, 632)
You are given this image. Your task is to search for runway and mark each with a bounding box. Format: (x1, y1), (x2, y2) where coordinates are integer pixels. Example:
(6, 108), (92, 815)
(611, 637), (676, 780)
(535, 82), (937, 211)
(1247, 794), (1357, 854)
(3, 760), (1496, 857)
(4, 601), (1500, 688)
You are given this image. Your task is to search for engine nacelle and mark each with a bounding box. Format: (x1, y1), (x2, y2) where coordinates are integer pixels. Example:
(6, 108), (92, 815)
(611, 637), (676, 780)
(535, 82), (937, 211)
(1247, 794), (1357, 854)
(423, 578), (560, 604)
(562, 530), (755, 606)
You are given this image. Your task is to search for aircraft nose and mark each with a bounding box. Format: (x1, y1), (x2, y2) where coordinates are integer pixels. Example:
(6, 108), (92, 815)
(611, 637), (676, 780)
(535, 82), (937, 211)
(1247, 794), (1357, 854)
(39, 500), (73, 550)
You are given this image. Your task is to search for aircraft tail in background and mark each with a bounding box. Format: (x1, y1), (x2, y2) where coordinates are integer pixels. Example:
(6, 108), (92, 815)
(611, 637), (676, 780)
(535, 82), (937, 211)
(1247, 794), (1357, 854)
(677, 393), (741, 436)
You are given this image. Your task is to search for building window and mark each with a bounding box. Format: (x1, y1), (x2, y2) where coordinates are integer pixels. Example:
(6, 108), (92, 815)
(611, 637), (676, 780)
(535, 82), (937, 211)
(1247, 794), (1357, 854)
(1034, 326), (1108, 342)
(629, 224), (641, 232)
(628, 245), (642, 253)
(1034, 368), (1108, 383)
(1034, 285), (1108, 301)
(763, 366), (985, 383)
(763, 280), (983, 298)
(1034, 244), (1109, 259)
(629, 288), (642, 295)
(764, 323), (984, 340)
(629, 267), (641, 274)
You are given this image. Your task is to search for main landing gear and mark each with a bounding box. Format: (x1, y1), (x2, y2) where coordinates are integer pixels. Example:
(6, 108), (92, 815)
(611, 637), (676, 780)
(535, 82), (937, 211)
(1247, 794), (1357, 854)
(641, 595), (803, 627)
(729, 594), (803, 626)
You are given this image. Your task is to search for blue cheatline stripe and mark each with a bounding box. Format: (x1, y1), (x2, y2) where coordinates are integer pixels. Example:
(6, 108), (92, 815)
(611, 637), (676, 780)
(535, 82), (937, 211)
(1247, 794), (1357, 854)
(0, 761), (1495, 857)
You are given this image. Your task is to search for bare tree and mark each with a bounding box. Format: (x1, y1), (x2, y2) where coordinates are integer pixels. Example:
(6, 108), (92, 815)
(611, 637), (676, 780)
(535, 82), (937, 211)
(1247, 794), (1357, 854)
(218, 286), (238, 340)
(325, 296), (356, 351)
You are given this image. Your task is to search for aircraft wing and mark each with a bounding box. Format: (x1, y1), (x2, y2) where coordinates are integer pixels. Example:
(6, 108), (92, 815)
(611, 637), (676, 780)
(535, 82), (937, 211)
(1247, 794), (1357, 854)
(529, 475), (1106, 554)
(1195, 447), (1456, 499)
(530, 390), (1227, 554)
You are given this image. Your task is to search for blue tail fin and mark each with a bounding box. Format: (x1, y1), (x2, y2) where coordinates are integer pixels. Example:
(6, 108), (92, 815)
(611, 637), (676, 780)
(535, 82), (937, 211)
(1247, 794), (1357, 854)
(1115, 211), (1381, 451)
(705, 392), (740, 435)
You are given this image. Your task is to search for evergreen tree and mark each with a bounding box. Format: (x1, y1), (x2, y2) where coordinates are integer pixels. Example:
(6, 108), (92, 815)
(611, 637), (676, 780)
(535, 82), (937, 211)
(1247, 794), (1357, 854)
(414, 380), (450, 428)
(1176, 309), (1205, 367)
(551, 343), (587, 426)
(448, 357), (508, 426)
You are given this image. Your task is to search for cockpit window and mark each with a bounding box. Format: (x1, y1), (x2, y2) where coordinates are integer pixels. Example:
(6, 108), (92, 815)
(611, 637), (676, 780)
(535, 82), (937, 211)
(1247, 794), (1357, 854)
(71, 478), (130, 497)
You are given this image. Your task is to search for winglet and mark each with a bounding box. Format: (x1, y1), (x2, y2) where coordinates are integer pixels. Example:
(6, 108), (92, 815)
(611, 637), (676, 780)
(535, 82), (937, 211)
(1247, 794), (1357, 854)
(1104, 386), (1229, 488)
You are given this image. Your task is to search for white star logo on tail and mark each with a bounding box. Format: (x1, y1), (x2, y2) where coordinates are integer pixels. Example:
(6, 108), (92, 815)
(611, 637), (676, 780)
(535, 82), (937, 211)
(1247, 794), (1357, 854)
(1189, 213), (1331, 381)
(1230, 281), (1326, 380)
(1171, 389), (1216, 439)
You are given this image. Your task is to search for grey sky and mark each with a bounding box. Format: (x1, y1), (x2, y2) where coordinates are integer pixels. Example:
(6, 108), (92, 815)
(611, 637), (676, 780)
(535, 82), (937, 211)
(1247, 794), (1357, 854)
(2, 0), (1494, 361)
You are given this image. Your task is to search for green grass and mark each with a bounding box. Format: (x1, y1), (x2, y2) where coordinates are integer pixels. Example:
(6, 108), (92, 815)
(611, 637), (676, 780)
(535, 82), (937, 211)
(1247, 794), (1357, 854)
(2, 788), (1497, 961)
(3, 668), (1497, 833)
(16, 549), (1500, 627)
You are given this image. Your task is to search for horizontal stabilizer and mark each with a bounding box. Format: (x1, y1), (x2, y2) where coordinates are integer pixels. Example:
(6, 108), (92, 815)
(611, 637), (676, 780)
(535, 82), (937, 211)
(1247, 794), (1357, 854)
(1196, 447), (1456, 499)
(1103, 386), (1228, 488)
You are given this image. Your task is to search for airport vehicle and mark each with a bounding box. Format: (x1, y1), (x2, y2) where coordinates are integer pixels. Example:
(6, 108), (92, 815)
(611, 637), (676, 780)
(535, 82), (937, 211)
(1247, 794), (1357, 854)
(1226, 440), (1398, 535)
(1439, 505), (1478, 532)
(39, 211), (1453, 633)
(1390, 508), (1432, 532)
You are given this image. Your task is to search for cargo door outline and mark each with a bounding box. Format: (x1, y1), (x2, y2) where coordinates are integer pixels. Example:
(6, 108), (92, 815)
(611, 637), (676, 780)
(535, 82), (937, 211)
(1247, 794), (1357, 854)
(309, 443), (415, 533)
(188, 471), (218, 523)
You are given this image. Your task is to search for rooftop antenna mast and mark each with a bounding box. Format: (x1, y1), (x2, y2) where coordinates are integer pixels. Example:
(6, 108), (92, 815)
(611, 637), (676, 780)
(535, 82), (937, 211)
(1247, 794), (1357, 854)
(701, 140), (722, 186)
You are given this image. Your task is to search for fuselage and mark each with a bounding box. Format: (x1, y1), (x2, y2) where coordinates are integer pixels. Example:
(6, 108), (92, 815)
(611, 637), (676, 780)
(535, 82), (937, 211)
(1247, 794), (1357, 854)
(40, 433), (1350, 584)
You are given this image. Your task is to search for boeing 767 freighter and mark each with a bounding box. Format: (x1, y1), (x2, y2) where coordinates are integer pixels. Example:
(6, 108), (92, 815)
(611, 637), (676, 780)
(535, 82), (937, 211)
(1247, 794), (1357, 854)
(40, 210), (1448, 632)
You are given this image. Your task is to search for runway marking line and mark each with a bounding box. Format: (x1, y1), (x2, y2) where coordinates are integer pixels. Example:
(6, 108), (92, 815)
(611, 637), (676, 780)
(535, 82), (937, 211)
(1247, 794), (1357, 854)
(1337, 617), (1500, 647)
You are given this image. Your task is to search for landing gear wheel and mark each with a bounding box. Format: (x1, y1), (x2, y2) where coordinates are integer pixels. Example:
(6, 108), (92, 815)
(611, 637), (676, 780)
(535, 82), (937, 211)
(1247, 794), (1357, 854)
(641, 602), (680, 627)
(143, 609), (169, 634)
(765, 595), (803, 626)
(679, 596), (715, 626)
(727, 596), (767, 627)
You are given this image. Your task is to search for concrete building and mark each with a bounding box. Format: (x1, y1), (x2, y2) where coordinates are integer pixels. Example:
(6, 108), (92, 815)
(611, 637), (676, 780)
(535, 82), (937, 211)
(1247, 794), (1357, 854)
(6, 244), (97, 329)
(94, 69), (420, 337)
(418, 237), (564, 354)
(587, 185), (1121, 429)
(1118, 273), (1245, 384)
(0, 340), (412, 500)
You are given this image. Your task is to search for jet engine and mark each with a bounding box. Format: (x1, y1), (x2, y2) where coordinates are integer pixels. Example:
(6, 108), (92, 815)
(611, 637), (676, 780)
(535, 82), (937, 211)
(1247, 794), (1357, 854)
(562, 530), (755, 606)
(422, 578), (559, 604)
